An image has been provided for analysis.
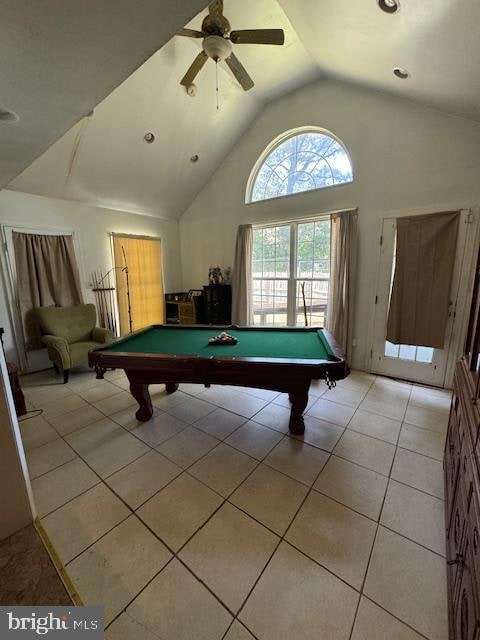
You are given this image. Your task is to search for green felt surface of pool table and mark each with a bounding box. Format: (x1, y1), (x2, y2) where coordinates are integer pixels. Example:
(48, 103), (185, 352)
(105, 325), (336, 361)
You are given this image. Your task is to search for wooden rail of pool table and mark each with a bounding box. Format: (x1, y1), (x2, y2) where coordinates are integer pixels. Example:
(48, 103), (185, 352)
(88, 325), (349, 435)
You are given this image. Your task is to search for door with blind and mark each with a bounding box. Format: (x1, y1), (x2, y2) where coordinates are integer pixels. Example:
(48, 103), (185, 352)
(371, 211), (475, 386)
(112, 235), (165, 335)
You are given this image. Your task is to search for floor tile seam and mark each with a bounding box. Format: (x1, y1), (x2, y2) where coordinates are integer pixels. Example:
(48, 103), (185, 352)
(407, 400), (451, 416)
(35, 478), (104, 520)
(327, 450), (393, 479)
(60, 511), (133, 567)
(360, 594), (433, 640)
(309, 485), (382, 525)
(221, 618), (261, 640)
(106, 610), (165, 639)
(397, 444), (443, 463)
(287, 425), (347, 452)
(376, 522), (447, 559)
(400, 420), (448, 436)
(345, 424), (399, 446)
(387, 476), (445, 502)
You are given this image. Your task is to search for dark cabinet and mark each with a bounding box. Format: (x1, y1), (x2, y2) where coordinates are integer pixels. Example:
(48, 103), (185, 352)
(446, 248), (480, 639)
(203, 285), (232, 325)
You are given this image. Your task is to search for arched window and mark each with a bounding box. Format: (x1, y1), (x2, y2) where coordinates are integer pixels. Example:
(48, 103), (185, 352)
(247, 127), (353, 203)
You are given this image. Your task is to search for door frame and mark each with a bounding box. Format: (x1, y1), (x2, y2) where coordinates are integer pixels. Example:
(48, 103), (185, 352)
(368, 204), (479, 388)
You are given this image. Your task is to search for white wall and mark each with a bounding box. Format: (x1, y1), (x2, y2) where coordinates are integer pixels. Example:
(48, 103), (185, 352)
(179, 79), (480, 370)
(0, 190), (182, 367)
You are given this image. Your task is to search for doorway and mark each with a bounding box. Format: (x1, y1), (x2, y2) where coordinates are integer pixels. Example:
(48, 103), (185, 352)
(371, 210), (477, 387)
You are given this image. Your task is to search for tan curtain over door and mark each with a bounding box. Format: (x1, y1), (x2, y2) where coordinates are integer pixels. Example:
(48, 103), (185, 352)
(326, 211), (358, 357)
(112, 235), (165, 335)
(232, 224), (253, 325)
(13, 232), (84, 351)
(386, 210), (460, 349)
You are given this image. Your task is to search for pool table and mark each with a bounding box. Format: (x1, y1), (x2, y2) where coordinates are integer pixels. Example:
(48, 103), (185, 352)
(88, 325), (349, 435)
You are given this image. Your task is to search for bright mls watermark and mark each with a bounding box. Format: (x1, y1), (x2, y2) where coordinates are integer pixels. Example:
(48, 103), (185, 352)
(0, 607), (103, 638)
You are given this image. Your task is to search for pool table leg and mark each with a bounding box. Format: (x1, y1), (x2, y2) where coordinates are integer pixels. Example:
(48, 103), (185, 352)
(129, 383), (153, 422)
(288, 385), (310, 435)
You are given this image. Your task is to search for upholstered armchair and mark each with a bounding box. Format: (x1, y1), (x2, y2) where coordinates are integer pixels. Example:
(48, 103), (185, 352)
(37, 304), (114, 383)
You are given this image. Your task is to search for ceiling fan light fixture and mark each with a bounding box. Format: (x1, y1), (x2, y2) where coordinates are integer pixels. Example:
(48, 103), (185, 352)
(393, 67), (410, 79)
(378, 0), (400, 13)
(203, 35), (232, 61)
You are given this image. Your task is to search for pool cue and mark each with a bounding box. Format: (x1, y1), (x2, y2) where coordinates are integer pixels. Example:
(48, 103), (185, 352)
(301, 281), (308, 327)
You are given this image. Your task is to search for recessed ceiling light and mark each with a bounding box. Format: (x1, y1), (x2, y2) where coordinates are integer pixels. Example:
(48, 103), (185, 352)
(378, 0), (400, 13)
(143, 132), (155, 143)
(393, 67), (410, 79)
(0, 108), (20, 124)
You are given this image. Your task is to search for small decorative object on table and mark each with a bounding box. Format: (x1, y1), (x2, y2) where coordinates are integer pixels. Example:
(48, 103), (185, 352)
(208, 331), (238, 345)
(224, 267), (232, 285)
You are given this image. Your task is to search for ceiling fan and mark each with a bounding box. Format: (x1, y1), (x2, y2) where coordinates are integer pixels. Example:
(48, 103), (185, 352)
(177, 0), (285, 92)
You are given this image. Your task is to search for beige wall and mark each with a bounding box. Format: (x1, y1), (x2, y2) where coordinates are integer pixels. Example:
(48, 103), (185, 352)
(0, 190), (182, 369)
(0, 349), (33, 540)
(179, 78), (480, 370)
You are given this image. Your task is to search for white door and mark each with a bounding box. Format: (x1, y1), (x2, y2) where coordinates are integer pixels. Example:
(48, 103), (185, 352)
(371, 210), (475, 386)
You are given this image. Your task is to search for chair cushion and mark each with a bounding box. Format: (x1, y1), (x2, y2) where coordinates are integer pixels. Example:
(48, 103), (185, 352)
(37, 304), (96, 344)
(69, 341), (101, 367)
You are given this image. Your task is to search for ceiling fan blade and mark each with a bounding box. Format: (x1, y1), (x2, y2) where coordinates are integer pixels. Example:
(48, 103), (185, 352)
(230, 29), (285, 45)
(225, 52), (254, 91)
(180, 51), (209, 86)
(176, 28), (204, 38)
(208, 0), (223, 19)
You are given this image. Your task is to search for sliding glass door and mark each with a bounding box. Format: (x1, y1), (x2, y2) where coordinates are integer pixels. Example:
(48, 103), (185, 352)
(252, 218), (330, 327)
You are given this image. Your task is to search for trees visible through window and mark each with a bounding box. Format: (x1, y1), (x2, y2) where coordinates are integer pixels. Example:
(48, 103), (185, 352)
(248, 128), (353, 203)
(252, 219), (330, 326)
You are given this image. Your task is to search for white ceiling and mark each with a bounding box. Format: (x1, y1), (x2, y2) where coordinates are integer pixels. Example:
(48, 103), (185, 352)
(279, 0), (480, 122)
(7, 0), (480, 218)
(0, 0), (209, 188)
(10, 0), (317, 218)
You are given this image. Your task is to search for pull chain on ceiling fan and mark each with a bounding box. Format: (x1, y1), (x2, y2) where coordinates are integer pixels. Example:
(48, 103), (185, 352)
(177, 0), (285, 92)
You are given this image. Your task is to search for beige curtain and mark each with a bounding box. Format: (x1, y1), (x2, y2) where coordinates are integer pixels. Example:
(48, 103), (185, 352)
(387, 210), (460, 349)
(13, 232), (84, 351)
(326, 211), (358, 357)
(113, 235), (165, 335)
(232, 224), (253, 325)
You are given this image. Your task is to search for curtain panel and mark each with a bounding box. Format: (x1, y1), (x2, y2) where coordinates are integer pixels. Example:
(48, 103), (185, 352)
(386, 210), (460, 349)
(326, 211), (358, 357)
(13, 232), (84, 351)
(112, 235), (165, 335)
(232, 224), (253, 325)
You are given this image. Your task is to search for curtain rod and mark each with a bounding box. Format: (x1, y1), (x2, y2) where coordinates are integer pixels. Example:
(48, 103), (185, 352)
(252, 207), (358, 228)
(110, 232), (161, 241)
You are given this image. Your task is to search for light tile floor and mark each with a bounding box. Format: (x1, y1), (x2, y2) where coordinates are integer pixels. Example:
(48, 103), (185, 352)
(19, 367), (451, 639)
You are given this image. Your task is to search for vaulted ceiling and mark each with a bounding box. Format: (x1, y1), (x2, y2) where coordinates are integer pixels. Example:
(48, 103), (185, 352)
(6, 0), (480, 219)
(0, 0), (209, 190)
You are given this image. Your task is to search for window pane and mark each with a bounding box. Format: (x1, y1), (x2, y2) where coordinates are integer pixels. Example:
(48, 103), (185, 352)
(398, 344), (417, 361)
(295, 280), (328, 327)
(416, 347), (434, 364)
(384, 341), (400, 358)
(249, 131), (353, 203)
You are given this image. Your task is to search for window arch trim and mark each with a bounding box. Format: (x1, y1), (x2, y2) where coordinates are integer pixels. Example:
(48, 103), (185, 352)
(245, 126), (353, 205)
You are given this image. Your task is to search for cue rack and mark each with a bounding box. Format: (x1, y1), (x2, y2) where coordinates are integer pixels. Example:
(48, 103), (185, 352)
(91, 269), (118, 336)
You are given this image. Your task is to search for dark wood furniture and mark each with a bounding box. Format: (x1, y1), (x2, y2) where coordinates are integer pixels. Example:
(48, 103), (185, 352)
(445, 249), (480, 639)
(89, 324), (349, 435)
(165, 291), (204, 325)
(0, 328), (27, 417)
(203, 285), (232, 324)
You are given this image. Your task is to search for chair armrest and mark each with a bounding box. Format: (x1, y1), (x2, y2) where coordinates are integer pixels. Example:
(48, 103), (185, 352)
(41, 335), (70, 368)
(92, 327), (115, 344)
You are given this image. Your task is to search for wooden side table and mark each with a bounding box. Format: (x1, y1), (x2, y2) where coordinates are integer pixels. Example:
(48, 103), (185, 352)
(7, 362), (27, 417)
